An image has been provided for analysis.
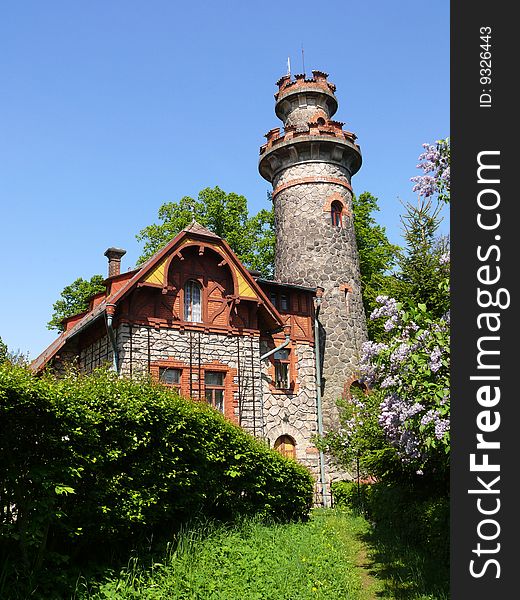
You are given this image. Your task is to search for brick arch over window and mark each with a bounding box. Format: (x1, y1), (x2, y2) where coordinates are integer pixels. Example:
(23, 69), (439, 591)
(322, 192), (351, 227)
(342, 374), (370, 400)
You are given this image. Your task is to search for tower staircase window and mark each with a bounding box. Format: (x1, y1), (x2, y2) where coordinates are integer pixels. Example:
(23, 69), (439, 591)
(331, 201), (343, 227)
(184, 280), (202, 322)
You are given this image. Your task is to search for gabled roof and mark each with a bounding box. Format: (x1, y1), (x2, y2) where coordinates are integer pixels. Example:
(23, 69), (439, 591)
(31, 221), (284, 373)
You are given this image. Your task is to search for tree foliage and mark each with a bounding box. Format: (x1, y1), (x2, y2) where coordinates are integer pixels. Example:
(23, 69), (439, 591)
(393, 198), (449, 318)
(0, 336), (7, 364)
(136, 186), (275, 277)
(352, 192), (400, 338)
(47, 275), (106, 332)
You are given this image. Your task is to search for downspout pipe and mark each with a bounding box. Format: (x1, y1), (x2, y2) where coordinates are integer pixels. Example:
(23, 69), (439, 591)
(105, 304), (120, 375)
(314, 289), (329, 508)
(259, 333), (290, 361)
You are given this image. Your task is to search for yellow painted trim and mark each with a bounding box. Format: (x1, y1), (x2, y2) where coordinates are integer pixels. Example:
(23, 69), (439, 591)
(236, 269), (257, 299)
(143, 257), (167, 286)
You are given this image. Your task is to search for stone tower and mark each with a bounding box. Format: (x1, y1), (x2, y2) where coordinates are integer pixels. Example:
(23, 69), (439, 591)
(259, 70), (368, 431)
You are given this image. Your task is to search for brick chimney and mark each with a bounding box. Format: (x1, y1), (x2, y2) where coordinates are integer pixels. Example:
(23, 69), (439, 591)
(104, 247), (126, 278)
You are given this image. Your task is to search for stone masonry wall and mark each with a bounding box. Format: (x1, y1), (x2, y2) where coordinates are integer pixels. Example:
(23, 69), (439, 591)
(259, 340), (321, 482)
(69, 322), (324, 493)
(115, 324), (263, 432)
(79, 334), (112, 373)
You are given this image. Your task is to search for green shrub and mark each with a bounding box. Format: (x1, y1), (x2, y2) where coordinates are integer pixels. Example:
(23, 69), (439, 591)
(331, 480), (449, 564)
(0, 364), (313, 597)
(331, 481), (370, 513)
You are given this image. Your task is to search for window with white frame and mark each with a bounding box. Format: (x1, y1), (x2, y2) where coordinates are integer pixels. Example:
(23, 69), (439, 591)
(273, 348), (290, 389)
(184, 279), (202, 322)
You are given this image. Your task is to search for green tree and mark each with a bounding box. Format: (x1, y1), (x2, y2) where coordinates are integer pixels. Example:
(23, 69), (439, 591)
(47, 275), (106, 332)
(394, 198), (449, 318)
(136, 186), (275, 277)
(0, 336), (8, 364)
(352, 192), (401, 340)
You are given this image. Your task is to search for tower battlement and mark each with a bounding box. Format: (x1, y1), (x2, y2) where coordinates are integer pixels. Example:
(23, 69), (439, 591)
(259, 72), (361, 184)
(260, 121), (358, 154)
(275, 70), (336, 100)
(273, 70), (343, 130)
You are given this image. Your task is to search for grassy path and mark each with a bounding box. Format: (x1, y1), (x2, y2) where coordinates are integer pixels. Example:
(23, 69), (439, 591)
(83, 509), (381, 600)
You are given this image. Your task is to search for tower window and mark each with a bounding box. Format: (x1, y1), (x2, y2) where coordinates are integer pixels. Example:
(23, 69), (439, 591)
(205, 370), (225, 413)
(331, 201), (343, 227)
(184, 280), (202, 322)
(273, 348), (290, 389)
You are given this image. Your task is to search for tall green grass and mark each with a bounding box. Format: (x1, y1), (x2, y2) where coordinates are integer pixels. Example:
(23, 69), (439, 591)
(76, 509), (379, 600)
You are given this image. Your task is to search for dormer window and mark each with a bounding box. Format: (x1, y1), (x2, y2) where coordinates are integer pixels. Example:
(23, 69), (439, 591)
(331, 201), (343, 227)
(184, 280), (202, 322)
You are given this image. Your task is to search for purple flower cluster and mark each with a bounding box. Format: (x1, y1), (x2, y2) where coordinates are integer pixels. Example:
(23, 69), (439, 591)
(379, 394), (424, 460)
(410, 139), (450, 201)
(421, 409), (450, 440)
(439, 251), (450, 265)
(370, 296), (400, 321)
(429, 346), (443, 373)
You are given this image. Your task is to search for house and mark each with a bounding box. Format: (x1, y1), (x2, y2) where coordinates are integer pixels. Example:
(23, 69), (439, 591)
(31, 70), (368, 503)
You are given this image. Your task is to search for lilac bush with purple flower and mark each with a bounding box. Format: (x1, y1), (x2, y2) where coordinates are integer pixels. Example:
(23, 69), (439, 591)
(319, 138), (450, 481)
(361, 283), (450, 471)
(410, 138), (450, 204)
(321, 278), (450, 479)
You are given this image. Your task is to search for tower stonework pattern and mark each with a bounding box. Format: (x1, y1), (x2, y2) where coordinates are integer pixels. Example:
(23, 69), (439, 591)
(259, 70), (368, 431)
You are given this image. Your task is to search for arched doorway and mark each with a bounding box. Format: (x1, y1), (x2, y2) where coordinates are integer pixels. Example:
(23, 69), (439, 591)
(274, 435), (296, 460)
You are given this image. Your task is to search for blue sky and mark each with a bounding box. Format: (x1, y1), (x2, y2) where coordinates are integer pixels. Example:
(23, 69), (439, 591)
(0, 1), (449, 359)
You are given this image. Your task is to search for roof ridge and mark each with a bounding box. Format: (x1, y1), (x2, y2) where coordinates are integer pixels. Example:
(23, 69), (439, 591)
(182, 220), (220, 238)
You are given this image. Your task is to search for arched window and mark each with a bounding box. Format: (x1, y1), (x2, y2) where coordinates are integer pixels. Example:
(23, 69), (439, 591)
(184, 279), (202, 322)
(331, 201), (343, 227)
(274, 435), (296, 460)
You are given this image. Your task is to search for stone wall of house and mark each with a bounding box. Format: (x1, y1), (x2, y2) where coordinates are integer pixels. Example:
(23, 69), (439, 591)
(259, 339), (322, 484)
(63, 323), (325, 496)
(114, 324), (263, 431)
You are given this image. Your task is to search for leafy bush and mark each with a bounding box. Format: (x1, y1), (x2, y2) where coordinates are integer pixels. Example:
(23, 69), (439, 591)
(330, 481), (369, 513)
(0, 364), (313, 597)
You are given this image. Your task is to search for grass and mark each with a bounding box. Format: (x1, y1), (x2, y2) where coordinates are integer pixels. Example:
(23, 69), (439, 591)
(72, 507), (449, 600)
(358, 523), (449, 600)
(76, 509), (380, 600)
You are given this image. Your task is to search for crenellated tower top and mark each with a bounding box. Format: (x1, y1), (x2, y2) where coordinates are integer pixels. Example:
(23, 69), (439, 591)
(259, 70), (361, 185)
(274, 70), (338, 127)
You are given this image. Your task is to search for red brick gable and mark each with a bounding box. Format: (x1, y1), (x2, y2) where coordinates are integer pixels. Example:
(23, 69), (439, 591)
(30, 222), (284, 373)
